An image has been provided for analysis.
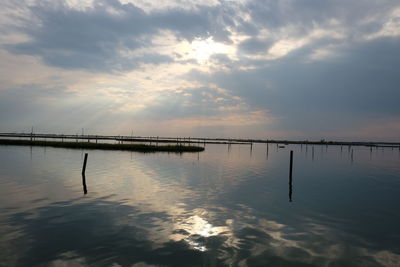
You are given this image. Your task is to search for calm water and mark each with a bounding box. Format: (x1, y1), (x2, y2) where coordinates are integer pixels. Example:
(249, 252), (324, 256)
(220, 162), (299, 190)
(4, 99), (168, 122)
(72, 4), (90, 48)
(0, 143), (399, 266)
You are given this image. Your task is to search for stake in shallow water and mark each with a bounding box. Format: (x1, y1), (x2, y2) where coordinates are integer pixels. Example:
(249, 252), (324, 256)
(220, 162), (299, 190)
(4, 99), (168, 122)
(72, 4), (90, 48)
(82, 153), (88, 175)
(289, 150), (293, 202)
(82, 174), (88, 194)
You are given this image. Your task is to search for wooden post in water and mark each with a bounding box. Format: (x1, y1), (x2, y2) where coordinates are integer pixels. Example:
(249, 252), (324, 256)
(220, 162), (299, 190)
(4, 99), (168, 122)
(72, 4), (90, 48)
(82, 153), (88, 175)
(289, 150), (293, 177)
(289, 150), (293, 202)
(82, 173), (88, 194)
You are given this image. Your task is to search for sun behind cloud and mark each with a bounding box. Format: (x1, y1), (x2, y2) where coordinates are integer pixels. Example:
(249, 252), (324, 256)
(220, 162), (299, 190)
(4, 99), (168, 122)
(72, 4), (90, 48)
(190, 37), (232, 63)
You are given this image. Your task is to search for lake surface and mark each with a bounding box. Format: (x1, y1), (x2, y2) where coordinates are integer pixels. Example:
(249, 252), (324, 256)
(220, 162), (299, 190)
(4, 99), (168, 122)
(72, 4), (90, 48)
(0, 143), (399, 266)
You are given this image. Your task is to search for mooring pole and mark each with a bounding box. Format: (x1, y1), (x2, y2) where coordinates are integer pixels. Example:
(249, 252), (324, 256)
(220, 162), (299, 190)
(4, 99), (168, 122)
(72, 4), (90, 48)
(289, 150), (293, 202)
(82, 153), (88, 175)
(82, 174), (88, 194)
(289, 150), (293, 177)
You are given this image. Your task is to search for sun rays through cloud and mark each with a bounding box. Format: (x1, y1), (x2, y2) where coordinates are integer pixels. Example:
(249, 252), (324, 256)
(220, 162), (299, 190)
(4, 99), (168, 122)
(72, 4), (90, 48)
(0, 0), (399, 140)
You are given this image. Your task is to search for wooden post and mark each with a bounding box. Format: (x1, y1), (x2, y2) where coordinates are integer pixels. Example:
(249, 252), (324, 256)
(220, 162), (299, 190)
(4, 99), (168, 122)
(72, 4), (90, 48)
(82, 153), (88, 175)
(289, 150), (293, 178)
(289, 150), (293, 202)
(82, 173), (88, 194)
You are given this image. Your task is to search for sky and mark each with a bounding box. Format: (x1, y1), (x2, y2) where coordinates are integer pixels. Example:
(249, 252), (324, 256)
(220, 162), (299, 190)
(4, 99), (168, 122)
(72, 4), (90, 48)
(0, 0), (399, 141)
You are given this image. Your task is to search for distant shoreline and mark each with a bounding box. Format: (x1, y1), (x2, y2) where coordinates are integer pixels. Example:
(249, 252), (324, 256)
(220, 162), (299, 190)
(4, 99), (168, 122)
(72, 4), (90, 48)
(0, 139), (205, 153)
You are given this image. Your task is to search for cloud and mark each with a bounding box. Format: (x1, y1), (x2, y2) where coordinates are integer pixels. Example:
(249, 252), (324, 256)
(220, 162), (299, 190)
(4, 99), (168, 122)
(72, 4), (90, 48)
(189, 36), (400, 138)
(1, 0), (399, 140)
(3, 0), (230, 72)
(238, 37), (273, 55)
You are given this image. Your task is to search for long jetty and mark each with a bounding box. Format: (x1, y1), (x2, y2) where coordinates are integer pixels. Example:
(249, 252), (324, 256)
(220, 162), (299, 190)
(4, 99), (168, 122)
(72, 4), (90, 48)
(0, 132), (251, 145)
(0, 132), (399, 148)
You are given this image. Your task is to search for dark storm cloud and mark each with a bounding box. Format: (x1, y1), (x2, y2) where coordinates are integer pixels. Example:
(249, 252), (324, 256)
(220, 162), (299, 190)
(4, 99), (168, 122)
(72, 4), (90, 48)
(5, 0), (229, 72)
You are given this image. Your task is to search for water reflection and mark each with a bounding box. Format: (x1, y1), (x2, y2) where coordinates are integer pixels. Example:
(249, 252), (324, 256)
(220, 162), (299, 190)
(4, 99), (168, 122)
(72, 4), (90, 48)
(5, 198), (212, 266)
(0, 144), (400, 266)
(289, 174), (293, 203)
(9, 195), (385, 267)
(289, 150), (293, 202)
(170, 213), (231, 252)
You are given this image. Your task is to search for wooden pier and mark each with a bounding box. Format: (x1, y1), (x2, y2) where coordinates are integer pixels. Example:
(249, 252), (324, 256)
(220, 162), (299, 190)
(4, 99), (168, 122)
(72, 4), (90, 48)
(0, 132), (399, 148)
(0, 132), (252, 145)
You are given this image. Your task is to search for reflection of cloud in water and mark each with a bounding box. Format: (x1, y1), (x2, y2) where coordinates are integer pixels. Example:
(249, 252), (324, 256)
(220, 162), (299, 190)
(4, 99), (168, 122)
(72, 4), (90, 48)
(170, 213), (231, 252)
(2, 147), (400, 266)
(4, 194), (400, 266)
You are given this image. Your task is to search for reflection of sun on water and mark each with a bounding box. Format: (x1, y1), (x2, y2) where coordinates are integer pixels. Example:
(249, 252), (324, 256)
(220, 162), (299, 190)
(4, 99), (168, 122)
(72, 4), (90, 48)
(170, 215), (231, 252)
(190, 37), (230, 63)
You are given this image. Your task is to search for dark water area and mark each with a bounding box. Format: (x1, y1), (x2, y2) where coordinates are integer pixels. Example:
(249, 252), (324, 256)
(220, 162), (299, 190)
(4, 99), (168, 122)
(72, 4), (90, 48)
(0, 143), (399, 266)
